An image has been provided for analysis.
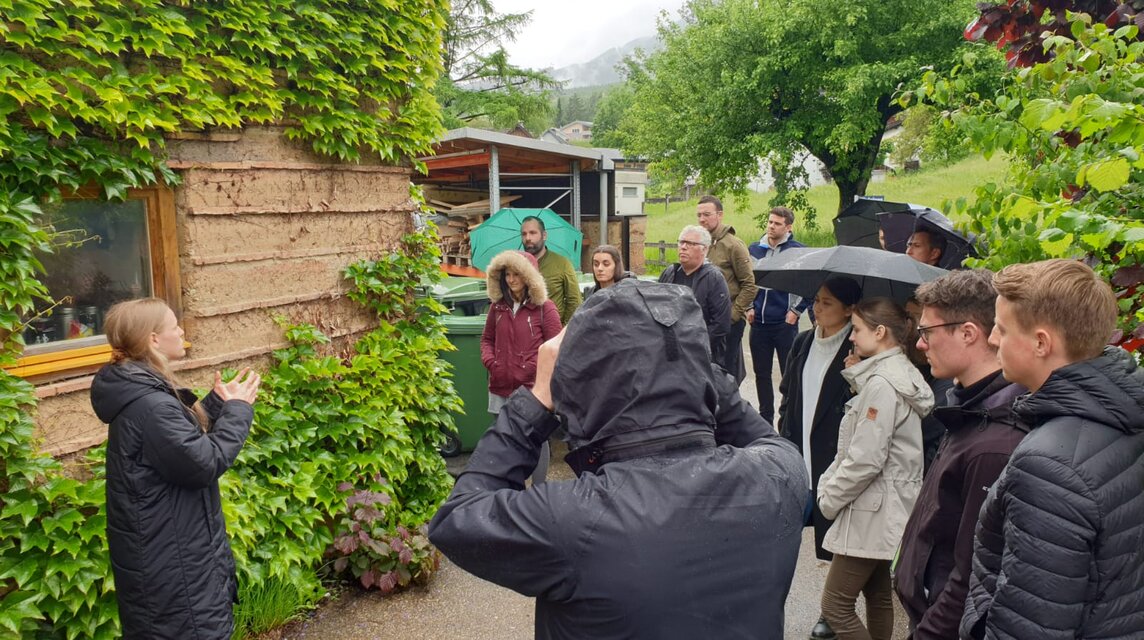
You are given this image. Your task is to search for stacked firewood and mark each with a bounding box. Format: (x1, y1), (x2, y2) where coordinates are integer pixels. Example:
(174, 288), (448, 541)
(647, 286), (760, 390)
(425, 189), (520, 267)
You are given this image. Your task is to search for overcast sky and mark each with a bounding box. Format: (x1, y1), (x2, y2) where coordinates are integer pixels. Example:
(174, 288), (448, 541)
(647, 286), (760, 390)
(493, 0), (684, 70)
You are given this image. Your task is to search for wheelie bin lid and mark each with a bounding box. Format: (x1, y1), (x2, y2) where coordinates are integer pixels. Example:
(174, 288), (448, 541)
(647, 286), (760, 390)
(441, 314), (486, 336)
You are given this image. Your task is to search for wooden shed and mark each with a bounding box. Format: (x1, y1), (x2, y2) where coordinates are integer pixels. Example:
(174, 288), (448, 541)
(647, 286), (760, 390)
(414, 128), (647, 274)
(7, 126), (417, 456)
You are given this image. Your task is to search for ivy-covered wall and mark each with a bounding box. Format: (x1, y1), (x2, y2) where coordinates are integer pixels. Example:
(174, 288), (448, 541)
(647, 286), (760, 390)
(1, 1), (455, 636)
(34, 125), (420, 455)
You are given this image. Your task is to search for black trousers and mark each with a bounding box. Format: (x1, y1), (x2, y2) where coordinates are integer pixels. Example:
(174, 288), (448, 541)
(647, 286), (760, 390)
(723, 319), (747, 384)
(750, 321), (797, 425)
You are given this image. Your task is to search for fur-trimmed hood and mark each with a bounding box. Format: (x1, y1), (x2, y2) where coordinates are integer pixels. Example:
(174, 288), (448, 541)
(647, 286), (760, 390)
(487, 250), (548, 305)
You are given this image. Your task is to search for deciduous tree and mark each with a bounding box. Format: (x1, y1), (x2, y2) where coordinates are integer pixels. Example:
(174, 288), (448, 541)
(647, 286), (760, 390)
(621, 0), (979, 216)
(909, 17), (1144, 347)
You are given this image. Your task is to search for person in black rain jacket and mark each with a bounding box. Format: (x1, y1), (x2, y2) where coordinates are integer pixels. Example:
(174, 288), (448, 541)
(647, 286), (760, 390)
(90, 298), (260, 639)
(429, 279), (807, 640)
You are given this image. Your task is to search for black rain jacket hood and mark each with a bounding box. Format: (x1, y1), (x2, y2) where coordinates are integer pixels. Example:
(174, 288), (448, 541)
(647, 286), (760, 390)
(553, 279), (718, 466)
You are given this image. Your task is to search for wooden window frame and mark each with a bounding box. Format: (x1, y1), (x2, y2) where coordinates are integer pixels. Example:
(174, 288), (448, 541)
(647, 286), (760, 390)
(4, 184), (181, 382)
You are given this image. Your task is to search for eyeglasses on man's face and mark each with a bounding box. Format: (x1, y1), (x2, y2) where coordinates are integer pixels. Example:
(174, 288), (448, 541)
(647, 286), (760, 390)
(916, 321), (965, 345)
(678, 239), (707, 250)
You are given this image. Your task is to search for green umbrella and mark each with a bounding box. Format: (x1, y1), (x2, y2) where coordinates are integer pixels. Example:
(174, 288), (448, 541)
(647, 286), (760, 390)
(469, 208), (582, 272)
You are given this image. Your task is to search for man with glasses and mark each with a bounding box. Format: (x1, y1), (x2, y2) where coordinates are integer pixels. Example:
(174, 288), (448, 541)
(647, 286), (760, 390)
(658, 225), (731, 363)
(893, 270), (1028, 640)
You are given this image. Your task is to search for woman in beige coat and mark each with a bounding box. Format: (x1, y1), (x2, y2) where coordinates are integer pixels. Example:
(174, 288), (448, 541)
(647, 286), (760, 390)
(816, 297), (933, 640)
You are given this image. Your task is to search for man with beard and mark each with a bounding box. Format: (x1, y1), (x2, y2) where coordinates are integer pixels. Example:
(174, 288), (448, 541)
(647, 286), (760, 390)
(521, 216), (581, 325)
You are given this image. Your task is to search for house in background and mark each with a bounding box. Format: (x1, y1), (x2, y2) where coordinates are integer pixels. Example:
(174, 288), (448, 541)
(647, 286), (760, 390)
(559, 120), (593, 141)
(539, 128), (569, 144)
(611, 157), (649, 217)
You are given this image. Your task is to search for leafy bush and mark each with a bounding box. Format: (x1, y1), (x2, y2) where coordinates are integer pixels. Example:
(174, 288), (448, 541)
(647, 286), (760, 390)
(330, 479), (440, 593)
(907, 17), (1144, 348)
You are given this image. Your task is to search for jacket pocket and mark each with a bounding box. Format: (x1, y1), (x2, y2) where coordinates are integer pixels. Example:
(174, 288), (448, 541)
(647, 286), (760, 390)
(851, 489), (884, 512)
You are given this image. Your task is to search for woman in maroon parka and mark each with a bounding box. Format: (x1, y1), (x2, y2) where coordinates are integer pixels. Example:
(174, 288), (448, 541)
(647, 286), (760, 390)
(481, 250), (562, 479)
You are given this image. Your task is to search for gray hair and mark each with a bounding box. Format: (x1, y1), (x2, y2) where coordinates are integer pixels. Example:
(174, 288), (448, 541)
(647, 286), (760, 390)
(678, 225), (711, 248)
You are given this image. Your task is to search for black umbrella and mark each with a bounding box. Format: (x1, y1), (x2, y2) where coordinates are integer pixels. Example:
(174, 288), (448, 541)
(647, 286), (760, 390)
(753, 246), (948, 304)
(877, 210), (978, 270)
(833, 198), (922, 248)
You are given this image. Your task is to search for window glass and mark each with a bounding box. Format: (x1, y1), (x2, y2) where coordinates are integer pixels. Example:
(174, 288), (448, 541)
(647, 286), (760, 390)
(25, 199), (152, 348)
(622, 186), (638, 197)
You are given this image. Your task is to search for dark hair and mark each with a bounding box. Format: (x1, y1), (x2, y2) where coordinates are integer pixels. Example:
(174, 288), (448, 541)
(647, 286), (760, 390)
(591, 244), (626, 287)
(914, 269), (997, 334)
(698, 194), (723, 211)
(913, 228), (947, 258)
(821, 276), (862, 307)
(521, 215), (546, 232)
(853, 297), (922, 364)
(769, 206), (795, 225)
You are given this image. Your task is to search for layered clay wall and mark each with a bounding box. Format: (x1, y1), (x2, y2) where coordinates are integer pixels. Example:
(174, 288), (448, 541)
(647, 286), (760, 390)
(33, 126), (414, 455)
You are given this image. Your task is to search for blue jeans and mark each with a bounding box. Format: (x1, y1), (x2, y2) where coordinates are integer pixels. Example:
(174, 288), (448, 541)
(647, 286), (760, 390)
(750, 321), (797, 425)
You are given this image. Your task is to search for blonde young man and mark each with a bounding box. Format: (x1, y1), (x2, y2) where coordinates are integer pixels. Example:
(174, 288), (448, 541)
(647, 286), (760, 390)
(960, 259), (1144, 640)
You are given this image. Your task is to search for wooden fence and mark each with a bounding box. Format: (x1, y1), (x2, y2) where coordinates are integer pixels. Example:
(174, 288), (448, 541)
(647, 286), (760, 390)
(645, 241), (678, 268)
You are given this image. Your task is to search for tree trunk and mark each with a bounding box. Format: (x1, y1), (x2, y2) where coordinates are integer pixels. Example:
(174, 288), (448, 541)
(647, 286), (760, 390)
(805, 95), (901, 214)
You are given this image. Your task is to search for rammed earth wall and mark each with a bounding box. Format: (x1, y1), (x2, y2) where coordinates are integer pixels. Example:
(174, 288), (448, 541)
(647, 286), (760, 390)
(33, 126), (414, 455)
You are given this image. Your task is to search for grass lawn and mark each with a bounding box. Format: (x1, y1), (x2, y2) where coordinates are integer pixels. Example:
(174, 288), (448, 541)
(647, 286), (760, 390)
(642, 155), (1009, 269)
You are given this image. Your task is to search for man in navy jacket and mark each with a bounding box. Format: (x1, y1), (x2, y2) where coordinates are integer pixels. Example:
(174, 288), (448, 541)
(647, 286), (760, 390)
(748, 206), (810, 423)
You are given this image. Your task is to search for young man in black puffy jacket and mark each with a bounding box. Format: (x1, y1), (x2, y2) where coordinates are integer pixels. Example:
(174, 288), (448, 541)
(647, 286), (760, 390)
(960, 259), (1144, 640)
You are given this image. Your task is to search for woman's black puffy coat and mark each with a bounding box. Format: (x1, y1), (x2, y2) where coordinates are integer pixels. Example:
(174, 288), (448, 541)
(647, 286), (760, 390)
(91, 362), (253, 639)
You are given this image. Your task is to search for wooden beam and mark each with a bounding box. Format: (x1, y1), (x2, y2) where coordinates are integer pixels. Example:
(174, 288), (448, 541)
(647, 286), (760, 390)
(424, 151), (491, 171)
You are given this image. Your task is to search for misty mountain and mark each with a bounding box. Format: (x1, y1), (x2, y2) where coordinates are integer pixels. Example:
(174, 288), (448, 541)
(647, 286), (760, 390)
(548, 35), (661, 89)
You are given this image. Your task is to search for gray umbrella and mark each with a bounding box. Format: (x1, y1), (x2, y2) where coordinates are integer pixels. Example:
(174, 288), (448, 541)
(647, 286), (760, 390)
(753, 246), (948, 303)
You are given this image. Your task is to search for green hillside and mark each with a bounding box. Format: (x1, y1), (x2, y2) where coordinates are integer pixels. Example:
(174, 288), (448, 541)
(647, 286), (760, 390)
(642, 155), (1009, 268)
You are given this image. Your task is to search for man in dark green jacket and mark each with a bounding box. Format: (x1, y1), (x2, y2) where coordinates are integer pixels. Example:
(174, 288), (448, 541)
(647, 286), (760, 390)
(697, 195), (755, 383)
(521, 216), (581, 325)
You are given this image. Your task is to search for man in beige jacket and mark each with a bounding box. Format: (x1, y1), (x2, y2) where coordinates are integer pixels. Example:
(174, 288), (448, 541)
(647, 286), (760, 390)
(696, 195), (755, 384)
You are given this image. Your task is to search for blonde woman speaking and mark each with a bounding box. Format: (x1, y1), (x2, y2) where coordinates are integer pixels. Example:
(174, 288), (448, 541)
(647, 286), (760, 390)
(91, 298), (259, 639)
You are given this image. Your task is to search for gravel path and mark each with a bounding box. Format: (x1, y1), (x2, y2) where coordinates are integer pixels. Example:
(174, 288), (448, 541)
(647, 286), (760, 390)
(283, 324), (910, 639)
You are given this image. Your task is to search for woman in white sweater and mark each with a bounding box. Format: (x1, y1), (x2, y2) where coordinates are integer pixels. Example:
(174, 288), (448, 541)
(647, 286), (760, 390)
(778, 276), (862, 561)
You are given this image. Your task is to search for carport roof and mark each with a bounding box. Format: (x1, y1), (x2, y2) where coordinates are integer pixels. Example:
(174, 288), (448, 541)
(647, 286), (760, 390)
(415, 127), (612, 184)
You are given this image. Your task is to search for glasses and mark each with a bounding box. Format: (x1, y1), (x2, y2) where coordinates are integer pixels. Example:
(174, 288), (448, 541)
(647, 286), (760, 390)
(916, 321), (966, 345)
(678, 239), (708, 250)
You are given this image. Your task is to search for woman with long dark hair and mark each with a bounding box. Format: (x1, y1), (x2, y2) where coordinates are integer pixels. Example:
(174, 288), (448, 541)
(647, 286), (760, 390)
(587, 244), (630, 296)
(90, 298), (260, 638)
(778, 276), (862, 561)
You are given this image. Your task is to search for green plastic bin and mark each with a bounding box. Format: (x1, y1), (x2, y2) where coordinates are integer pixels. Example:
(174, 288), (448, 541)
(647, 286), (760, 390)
(427, 276), (490, 316)
(438, 314), (491, 457)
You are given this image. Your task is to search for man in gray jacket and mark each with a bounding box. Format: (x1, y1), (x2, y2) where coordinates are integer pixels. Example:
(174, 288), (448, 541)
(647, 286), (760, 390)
(429, 279), (807, 640)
